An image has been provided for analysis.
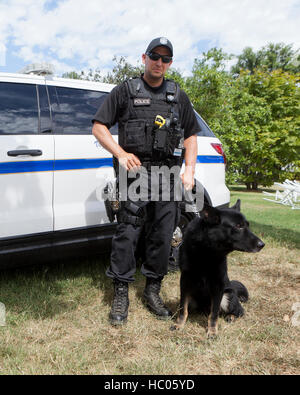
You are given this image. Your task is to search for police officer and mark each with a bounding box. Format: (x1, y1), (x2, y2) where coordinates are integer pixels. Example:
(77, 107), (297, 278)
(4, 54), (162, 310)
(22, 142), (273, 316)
(92, 37), (200, 325)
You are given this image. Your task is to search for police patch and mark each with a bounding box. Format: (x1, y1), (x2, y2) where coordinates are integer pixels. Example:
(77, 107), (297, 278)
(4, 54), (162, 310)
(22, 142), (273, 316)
(133, 98), (151, 106)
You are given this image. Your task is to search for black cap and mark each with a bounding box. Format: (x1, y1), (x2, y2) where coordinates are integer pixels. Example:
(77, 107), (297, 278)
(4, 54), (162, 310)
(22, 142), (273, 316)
(145, 37), (173, 57)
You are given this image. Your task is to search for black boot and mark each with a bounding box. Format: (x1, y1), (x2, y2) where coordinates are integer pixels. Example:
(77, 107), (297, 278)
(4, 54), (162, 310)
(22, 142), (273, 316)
(109, 280), (129, 326)
(143, 278), (172, 320)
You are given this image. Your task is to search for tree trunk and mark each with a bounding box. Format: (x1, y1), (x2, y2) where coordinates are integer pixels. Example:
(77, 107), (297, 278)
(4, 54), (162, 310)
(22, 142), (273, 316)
(245, 182), (258, 190)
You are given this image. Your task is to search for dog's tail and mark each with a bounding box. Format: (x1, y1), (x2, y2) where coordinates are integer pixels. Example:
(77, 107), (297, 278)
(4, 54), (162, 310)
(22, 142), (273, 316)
(229, 280), (249, 303)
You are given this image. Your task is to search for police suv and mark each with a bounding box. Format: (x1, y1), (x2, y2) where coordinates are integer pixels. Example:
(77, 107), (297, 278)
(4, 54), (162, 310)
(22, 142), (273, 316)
(0, 71), (229, 268)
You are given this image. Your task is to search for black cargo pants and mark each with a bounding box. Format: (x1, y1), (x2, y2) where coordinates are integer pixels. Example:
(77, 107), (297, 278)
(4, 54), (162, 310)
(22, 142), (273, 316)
(106, 199), (178, 282)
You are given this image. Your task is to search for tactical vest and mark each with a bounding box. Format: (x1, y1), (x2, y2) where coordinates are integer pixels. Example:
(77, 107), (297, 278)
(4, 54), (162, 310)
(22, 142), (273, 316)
(118, 77), (185, 165)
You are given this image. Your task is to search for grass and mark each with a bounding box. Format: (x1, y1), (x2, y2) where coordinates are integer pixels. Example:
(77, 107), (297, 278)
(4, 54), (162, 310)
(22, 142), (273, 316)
(230, 185), (300, 249)
(0, 185), (299, 375)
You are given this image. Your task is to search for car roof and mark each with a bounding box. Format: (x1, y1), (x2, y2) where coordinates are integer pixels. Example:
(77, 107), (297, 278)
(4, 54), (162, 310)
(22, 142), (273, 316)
(0, 72), (115, 92)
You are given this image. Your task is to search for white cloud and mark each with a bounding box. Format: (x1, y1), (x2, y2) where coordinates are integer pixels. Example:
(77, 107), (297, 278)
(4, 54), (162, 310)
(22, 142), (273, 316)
(1, 0), (299, 76)
(0, 43), (6, 66)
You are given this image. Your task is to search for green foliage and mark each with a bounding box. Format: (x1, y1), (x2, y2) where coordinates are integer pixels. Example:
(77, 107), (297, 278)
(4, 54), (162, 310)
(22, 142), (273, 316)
(102, 56), (143, 84)
(62, 68), (102, 81)
(260, 43), (299, 73)
(222, 69), (300, 188)
(184, 48), (233, 124)
(62, 71), (83, 80)
(182, 47), (300, 189)
(62, 56), (143, 85)
(165, 68), (185, 86)
(231, 42), (300, 75)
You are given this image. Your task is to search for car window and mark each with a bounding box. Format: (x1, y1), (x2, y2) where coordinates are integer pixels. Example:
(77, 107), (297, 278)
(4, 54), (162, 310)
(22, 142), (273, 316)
(0, 82), (39, 134)
(195, 111), (216, 137)
(48, 86), (110, 134)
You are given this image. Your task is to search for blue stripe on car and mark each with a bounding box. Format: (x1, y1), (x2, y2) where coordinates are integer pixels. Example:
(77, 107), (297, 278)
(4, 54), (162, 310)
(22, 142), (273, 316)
(197, 155), (224, 164)
(0, 155), (224, 174)
(0, 160), (54, 174)
(54, 158), (113, 171)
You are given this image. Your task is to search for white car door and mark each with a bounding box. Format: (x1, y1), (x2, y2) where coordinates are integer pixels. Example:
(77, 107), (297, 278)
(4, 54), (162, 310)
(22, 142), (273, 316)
(0, 78), (54, 238)
(46, 81), (115, 231)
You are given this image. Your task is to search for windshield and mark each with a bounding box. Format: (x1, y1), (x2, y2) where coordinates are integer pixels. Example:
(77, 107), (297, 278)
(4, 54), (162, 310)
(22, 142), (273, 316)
(194, 111), (216, 137)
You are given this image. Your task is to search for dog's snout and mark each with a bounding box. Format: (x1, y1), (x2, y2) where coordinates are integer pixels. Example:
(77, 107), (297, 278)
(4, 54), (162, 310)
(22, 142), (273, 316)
(257, 240), (265, 250)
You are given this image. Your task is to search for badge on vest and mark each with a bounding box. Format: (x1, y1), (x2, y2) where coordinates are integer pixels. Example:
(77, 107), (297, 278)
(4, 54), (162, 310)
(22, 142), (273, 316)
(134, 98), (151, 106)
(173, 148), (183, 157)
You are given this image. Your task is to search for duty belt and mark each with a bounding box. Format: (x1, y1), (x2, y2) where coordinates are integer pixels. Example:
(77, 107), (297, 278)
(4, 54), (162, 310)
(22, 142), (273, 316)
(141, 159), (181, 171)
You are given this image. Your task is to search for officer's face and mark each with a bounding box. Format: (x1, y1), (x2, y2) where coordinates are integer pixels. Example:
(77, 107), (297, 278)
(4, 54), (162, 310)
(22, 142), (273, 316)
(142, 46), (173, 82)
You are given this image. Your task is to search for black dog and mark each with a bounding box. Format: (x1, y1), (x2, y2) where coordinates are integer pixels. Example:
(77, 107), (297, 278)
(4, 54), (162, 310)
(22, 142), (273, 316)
(171, 200), (264, 338)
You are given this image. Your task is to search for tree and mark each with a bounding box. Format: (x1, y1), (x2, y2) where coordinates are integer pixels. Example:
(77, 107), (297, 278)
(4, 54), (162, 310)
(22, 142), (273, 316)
(231, 46), (264, 75)
(165, 68), (185, 86)
(222, 69), (300, 189)
(187, 47), (300, 189)
(102, 56), (143, 84)
(61, 56), (143, 84)
(260, 43), (299, 73)
(184, 48), (233, 125)
(231, 43), (300, 75)
(62, 68), (102, 81)
(62, 70), (85, 80)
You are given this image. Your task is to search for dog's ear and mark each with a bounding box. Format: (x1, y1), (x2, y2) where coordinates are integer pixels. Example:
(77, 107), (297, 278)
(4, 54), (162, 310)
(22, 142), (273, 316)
(201, 205), (220, 225)
(231, 199), (241, 212)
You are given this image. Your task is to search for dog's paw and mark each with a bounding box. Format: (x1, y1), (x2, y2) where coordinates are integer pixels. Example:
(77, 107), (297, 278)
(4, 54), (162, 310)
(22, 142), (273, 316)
(207, 333), (217, 340)
(225, 314), (236, 323)
(207, 328), (218, 339)
(170, 324), (181, 331)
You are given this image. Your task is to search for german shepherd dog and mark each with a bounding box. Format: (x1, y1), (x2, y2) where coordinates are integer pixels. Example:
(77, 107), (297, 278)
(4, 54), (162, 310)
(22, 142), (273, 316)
(171, 200), (265, 338)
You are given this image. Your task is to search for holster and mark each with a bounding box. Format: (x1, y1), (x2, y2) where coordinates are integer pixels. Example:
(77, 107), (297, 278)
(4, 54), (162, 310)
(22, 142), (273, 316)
(103, 180), (120, 223)
(118, 200), (147, 227)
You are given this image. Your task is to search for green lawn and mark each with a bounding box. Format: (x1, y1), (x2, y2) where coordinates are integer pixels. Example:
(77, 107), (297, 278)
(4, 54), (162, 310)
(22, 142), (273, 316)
(230, 185), (300, 249)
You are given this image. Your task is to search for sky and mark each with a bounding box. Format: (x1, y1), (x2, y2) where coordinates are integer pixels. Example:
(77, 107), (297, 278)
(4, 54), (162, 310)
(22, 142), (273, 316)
(0, 0), (299, 77)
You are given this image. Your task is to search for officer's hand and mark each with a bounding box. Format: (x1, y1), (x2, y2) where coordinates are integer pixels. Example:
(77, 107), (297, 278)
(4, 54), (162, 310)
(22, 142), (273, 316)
(181, 169), (195, 191)
(118, 153), (141, 171)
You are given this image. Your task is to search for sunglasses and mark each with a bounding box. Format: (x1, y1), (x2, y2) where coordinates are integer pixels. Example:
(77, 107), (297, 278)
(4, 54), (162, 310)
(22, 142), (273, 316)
(146, 52), (172, 64)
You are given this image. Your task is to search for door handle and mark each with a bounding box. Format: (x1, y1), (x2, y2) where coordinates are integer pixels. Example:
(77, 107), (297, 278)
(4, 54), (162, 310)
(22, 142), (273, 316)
(7, 150), (43, 157)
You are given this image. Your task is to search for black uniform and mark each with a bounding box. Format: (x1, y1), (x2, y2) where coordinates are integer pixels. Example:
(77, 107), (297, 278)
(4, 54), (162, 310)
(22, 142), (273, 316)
(92, 76), (200, 283)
